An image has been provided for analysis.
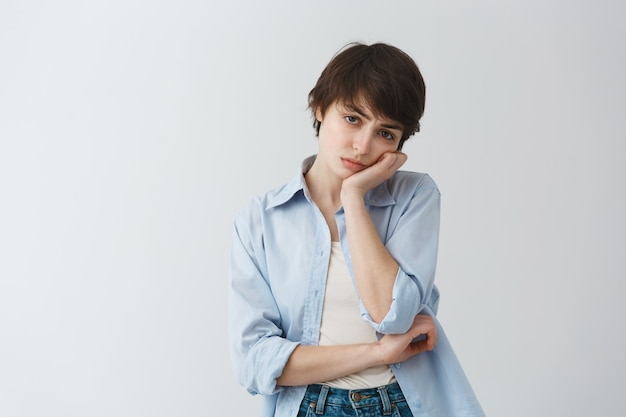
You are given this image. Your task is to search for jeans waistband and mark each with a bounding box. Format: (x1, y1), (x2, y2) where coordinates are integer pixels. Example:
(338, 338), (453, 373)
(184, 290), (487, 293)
(304, 382), (406, 415)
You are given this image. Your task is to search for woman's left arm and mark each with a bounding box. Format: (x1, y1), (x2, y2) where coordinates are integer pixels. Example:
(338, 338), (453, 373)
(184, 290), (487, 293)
(341, 152), (406, 323)
(341, 189), (399, 323)
(341, 153), (441, 331)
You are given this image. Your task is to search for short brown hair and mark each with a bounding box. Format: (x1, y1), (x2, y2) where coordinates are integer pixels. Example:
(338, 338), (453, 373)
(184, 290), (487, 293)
(308, 42), (426, 150)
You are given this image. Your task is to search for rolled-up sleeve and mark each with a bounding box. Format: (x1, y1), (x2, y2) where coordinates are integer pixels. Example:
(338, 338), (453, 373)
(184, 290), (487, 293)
(228, 206), (299, 396)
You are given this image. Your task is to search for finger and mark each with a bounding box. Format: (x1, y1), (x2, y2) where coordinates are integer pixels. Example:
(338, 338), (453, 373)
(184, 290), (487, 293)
(381, 152), (407, 171)
(409, 338), (435, 354)
(410, 316), (438, 347)
(392, 152), (407, 169)
(426, 328), (437, 348)
(410, 315), (434, 333)
(377, 152), (397, 169)
(421, 322), (437, 345)
(426, 333), (437, 349)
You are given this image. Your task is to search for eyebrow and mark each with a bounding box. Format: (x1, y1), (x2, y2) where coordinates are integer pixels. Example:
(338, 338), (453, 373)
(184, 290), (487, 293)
(344, 104), (403, 132)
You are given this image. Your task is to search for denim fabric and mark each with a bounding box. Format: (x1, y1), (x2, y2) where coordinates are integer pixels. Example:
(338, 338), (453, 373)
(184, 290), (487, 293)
(297, 383), (413, 417)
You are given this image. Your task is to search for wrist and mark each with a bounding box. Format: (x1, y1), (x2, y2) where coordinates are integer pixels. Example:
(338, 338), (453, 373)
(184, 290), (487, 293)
(368, 340), (388, 367)
(340, 186), (365, 207)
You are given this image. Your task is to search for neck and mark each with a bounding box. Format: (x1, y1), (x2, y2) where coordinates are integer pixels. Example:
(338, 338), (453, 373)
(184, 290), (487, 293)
(304, 159), (342, 211)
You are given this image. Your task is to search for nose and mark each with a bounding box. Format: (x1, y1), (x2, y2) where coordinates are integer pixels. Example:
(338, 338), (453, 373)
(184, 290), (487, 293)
(352, 132), (371, 155)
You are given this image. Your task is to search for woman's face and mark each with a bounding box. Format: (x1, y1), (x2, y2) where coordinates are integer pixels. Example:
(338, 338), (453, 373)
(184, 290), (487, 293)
(315, 99), (403, 179)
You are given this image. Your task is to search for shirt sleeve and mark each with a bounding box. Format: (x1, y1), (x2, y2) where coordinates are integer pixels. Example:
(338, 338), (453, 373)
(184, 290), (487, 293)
(363, 175), (441, 334)
(228, 204), (299, 396)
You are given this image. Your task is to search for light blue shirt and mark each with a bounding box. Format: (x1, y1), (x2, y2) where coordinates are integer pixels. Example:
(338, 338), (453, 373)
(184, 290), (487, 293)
(229, 156), (485, 417)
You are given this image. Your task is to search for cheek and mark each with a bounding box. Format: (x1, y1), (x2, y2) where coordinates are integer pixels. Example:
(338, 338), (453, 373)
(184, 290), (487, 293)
(375, 140), (399, 154)
(318, 127), (344, 152)
(320, 122), (349, 143)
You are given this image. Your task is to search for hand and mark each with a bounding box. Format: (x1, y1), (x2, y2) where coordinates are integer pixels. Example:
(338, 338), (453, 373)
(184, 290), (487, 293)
(375, 314), (438, 365)
(341, 152), (407, 199)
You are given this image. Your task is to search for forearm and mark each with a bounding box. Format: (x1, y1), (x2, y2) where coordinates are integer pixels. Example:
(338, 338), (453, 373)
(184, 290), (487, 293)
(341, 190), (398, 322)
(276, 343), (382, 387)
(276, 315), (438, 387)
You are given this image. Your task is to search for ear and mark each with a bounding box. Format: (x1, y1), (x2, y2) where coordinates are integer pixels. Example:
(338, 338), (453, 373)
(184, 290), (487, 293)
(315, 106), (323, 123)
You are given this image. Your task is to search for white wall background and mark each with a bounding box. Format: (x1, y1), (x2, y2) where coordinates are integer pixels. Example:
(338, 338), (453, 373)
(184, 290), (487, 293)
(1, 1), (624, 416)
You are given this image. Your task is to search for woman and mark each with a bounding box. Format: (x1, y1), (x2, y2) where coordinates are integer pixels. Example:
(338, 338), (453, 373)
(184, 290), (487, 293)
(229, 42), (484, 417)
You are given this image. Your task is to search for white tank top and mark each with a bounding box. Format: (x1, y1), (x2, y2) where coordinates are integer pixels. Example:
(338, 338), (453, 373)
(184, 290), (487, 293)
(318, 242), (396, 389)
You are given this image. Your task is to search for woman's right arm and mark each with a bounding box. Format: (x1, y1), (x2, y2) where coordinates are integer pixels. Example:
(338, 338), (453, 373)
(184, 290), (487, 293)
(276, 314), (437, 387)
(229, 211), (301, 396)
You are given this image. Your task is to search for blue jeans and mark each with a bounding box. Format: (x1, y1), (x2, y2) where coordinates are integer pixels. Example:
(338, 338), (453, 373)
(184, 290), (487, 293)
(297, 383), (414, 416)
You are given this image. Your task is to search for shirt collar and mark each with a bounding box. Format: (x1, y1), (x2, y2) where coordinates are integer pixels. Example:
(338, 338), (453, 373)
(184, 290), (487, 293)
(265, 154), (396, 210)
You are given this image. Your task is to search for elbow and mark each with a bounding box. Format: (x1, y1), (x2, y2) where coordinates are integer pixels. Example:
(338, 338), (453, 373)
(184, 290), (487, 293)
(236, 336), (300, 396)
(361, 291), (394, 325)
(367, 303), (392, 325)
(366, 299), (422, 335)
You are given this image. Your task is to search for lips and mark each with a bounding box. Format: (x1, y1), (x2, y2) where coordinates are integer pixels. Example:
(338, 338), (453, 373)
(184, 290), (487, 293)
(341, 157), (368, 171)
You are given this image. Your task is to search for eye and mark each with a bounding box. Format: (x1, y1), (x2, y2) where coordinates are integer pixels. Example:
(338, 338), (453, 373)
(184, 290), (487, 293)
(345, 115), (359, 125)
(380, 130), (395, 140)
